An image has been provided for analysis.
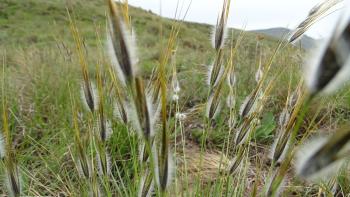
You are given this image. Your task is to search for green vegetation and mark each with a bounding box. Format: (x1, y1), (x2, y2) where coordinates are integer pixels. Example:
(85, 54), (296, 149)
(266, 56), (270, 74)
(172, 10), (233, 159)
(1, 0), (350, 196)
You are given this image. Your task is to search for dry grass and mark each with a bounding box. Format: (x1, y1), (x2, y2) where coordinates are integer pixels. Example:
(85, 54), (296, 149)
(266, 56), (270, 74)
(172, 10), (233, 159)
(2, 0), (350, 196)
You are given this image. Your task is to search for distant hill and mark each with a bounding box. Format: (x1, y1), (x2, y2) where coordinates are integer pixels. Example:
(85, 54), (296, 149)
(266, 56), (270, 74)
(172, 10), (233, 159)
(252, 27), (317, 50)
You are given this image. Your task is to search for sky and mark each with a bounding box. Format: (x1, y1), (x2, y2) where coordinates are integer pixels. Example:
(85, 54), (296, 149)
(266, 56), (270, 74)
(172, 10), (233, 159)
(127, 0), (343, 39)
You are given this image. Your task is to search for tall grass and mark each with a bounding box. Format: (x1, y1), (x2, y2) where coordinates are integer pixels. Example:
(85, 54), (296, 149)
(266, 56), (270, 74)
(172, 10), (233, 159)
(2, 0), (350, 196)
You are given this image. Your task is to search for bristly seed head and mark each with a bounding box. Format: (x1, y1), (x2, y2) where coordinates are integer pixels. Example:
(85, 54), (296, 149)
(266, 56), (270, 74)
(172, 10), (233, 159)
(158, 150), (174, 191)
(77, 157), (91, 179)
(4, 158), (22, 197)
(98, 118), (112, 142)
(239, 92), (258, 119)
(227, 70), (236, 87)
(288, 90), (298, 108)
(114, 99), (129, 124)
(227, 147), (245, 175)
(270, 130), (291, 163)
(296, 127), (350, 180)
(80, 82), (98, 113)
(107, 0), (138, 85)
(289, 0), (342, 43)
(138, 169), (154, 197)
(0, 132), (4, 159)
(266, 170), (286, 197)
(226, 93), (236, 109)
(306, 10), (350, 95)
(234, 117), (258, 146)
(89, 176), (101, 197)
(172, 94), (179, 101)
(175, 112), (187, 121)
(211, 0), (230, 50)
(132, 78), (155, 140)
(96, 148), (111, 176)
(207, 49), (224, 88)
(206, 86), (223, 120)
(173, 80), (181, 94)
(172, 67), (181, 94)
(255, 65), (263, 83)
(278, 108), (290, 128)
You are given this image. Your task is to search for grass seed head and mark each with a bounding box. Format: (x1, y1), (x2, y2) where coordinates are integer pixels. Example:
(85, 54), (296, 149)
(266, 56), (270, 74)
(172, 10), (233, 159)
(289, 0), (342, 43)
(172, 93), (179, 101)
(80, 81), (99, 113)
(75, 136), (91, 179)
(206, 86), (223, 120)
(96, 148), (111, 176)
(288, 90), (298, 108)
(211, 0), (230, 50)
(108, 65), (129, 124)
(97, 118), (112, 142)
(270, 130), (291, 163)
(0, 132), (4, 159)
(227, 146), (245, 174)
(255, 54), (263, 83)
(226, 93), (236, 109)
(278, 108), (290, 128)
(266, 170), (286, 197)
(173, 80), (181, 94)
(234, 116), (257, 146)
(107, 0), (138, 85)
(207, 49), (224, 88)
(89, 176), (101, 197)
(306, 9), (350, 94)
(138, 169), (154, 197)
(239, 92), (258, 119)
(172, 67), (181, 94)
(114, 99), (129, 124)
(175, 112), (187, 121)
(255, 66), (263, 83)
(133, 78), (155, 140)
(77, 156), (91, 179)
(158, 150), (174, 191)
(4, 156), (21, 197)
(296, 127), (350, 179)
(72, 110), (91, 179)
(227, 70), (236, 87)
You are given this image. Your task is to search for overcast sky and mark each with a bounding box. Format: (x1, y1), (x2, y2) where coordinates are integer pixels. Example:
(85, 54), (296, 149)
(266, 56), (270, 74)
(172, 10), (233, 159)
(128, 0), (342, 39)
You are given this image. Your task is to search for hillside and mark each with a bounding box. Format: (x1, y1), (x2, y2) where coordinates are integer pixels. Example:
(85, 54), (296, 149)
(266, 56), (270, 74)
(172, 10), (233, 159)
(0, 0), (303, 100)
(252, 27), (317, 49)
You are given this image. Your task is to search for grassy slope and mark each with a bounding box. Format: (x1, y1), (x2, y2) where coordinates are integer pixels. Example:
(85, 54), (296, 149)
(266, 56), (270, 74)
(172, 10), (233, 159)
(0, 0), (304, 105)
(1, 0), (350, 195)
